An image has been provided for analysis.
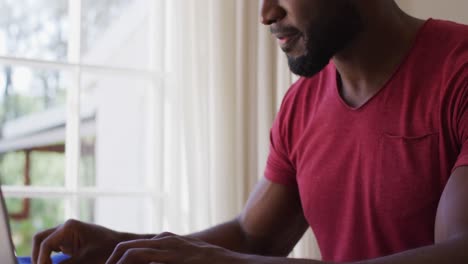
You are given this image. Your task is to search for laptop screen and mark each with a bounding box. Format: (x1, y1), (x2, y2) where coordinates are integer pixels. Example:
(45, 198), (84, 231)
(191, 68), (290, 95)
(0, 187), (18, 264)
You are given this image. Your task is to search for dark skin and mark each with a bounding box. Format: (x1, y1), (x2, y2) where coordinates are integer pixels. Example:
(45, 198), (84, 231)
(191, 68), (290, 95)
(33, 0), (468, 263)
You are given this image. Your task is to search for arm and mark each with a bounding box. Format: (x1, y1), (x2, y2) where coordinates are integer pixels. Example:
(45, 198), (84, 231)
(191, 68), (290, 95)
(234, 167), (468, 264)
(105, 167), (468, 264)
(187, 178), (309, 256)
(350, 166), (468, 264)
(34, 178), (308, 264)
(104, 179), (317, 264)
(258, 167), (468, 264)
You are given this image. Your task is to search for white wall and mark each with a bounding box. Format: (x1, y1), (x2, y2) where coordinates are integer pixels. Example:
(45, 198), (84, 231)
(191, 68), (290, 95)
(396, 0), (468, 24)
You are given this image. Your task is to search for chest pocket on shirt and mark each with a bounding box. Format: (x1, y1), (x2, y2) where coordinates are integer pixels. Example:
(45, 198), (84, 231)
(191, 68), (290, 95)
(377, 132), (441, 219)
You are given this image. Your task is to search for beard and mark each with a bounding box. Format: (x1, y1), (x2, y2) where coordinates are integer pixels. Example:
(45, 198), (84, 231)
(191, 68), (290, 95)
(286, 3), (364, 77)
(287, 48), (331, 78)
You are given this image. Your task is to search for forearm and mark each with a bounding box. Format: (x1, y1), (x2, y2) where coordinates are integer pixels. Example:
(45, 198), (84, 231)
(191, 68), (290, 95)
(114, 218), (256, 254)
(354, 235), (468, 264)
(186, 218), (258, 254)
(117, 227), (468, 264)
(242, 235), (468, 264)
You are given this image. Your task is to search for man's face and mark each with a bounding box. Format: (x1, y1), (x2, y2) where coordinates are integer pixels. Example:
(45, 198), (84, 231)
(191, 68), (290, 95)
(261, 0), (364, 77)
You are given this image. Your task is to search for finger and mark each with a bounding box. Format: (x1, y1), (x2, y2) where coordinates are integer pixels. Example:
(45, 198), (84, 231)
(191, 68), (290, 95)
(56, 257), (77, 264)
(58, 246), (109, 264)
(152, 232), (176, 239)
(114, 248), (173, 264)
(37, 230), (67, 264)
(106, 238), (183, 264)
(59, 256), (93, 264)
(32, 228), (57, 264)
(54, 245), (112, 264)
(152, 233), (196, 247)
(152, 232), (193, 245)
(106, 240), (155, 264)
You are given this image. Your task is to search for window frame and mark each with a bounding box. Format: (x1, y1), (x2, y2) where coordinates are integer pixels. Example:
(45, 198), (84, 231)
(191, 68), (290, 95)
(0, 0), (167, 234)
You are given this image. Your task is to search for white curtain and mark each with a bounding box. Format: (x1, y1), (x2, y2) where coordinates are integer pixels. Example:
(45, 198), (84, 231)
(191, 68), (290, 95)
(160, 0), (320, 259)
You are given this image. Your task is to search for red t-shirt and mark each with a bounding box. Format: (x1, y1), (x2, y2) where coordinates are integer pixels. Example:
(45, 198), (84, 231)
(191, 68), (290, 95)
(265, 19), (468, 262)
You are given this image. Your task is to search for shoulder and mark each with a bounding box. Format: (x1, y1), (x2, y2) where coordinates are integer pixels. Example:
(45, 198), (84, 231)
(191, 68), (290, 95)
(425, 19), (468, 70)
(273, 67), (331, 138)
(426, 19), (468, 46)
(437, 20), (468, 89)
(415, 19), (468, 92)
(425, 21), (468, 131)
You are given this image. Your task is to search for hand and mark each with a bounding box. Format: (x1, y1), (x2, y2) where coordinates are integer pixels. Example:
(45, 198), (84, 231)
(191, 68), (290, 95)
(105, 232), (251, 264)
(32, 219), (128, 264)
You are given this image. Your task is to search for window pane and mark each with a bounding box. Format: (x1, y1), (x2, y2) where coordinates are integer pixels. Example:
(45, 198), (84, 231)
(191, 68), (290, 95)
(6, 197), (66, 256)
(0, 65), (69, 186)
(30, 151), (65, 186)
(79, 71), (153, 189)
(81, 0), (152, 69)
(0, 151), (65, 186)
(0, 0), (69, 61)
(79, 196), (151, 234)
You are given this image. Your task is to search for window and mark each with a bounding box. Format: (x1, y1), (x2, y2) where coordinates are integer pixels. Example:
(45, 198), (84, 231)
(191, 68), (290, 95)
(0, 0), (166, 256)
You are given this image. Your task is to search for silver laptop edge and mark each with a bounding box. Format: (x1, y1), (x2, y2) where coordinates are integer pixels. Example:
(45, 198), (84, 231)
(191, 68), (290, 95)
(0, 185), (19, 264)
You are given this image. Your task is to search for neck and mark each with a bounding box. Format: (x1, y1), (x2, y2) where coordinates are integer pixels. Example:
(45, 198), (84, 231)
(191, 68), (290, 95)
(333, 1), (425, 108)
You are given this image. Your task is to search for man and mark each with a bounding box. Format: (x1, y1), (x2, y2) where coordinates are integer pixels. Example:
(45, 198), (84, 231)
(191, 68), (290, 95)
(33, 0), (468, 263)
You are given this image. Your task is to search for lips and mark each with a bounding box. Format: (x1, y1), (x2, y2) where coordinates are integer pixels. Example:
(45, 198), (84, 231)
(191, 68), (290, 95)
(277, 33), (299, 44)
(270, 25), (303, 52)
(275, 32), (301, 51)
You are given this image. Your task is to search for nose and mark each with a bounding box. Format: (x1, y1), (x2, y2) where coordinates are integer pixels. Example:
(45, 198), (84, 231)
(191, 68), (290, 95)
(260, 0), (286, 25)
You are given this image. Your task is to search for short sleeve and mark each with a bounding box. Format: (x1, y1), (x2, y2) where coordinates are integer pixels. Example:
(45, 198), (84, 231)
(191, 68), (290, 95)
(264, 88), (298, 187)
(264, 118), (297, 186)
(451, 67), (468, 171)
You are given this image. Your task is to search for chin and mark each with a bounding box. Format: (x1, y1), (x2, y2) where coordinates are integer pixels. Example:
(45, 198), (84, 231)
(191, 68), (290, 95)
(287, 54), (330, 77)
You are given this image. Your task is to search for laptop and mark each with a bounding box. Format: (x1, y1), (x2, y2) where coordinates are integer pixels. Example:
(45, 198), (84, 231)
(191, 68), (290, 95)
(0, 186), (19, 264)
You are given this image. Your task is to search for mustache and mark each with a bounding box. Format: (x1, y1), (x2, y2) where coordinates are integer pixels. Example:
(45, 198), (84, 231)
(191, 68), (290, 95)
(270, 25), (301, 35)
